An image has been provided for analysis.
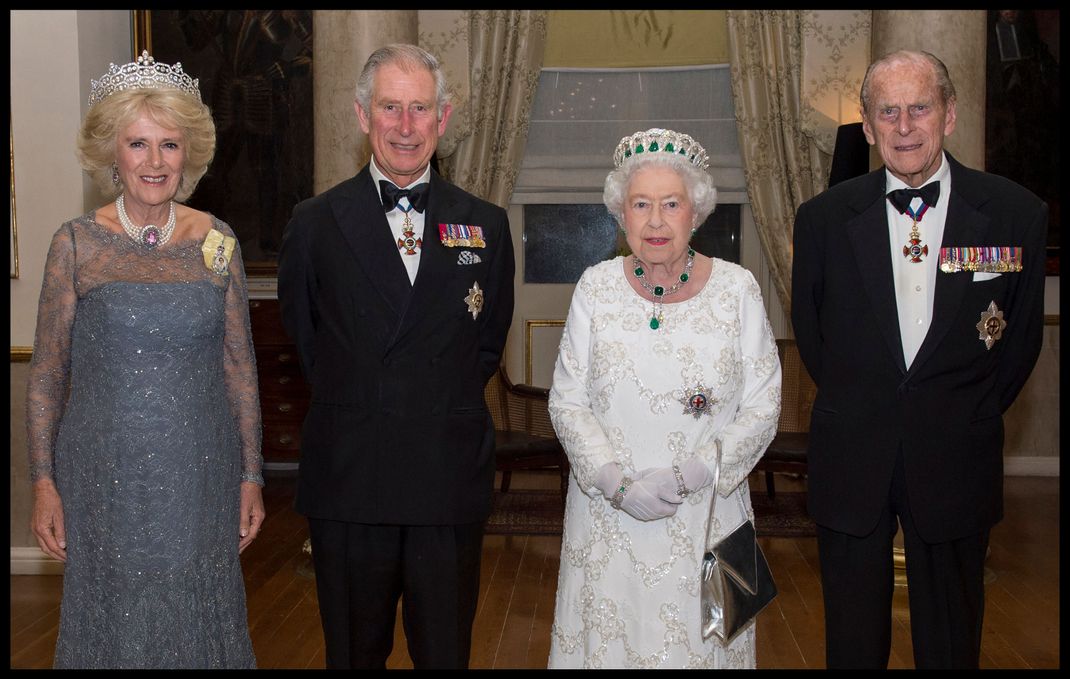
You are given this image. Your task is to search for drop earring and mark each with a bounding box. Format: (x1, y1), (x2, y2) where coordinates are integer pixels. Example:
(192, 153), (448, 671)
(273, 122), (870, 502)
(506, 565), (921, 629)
(112, 164), (120, 186)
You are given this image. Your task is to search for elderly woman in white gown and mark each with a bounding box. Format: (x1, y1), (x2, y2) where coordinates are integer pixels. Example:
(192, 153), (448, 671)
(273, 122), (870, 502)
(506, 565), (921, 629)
(547, 128), (782, 669)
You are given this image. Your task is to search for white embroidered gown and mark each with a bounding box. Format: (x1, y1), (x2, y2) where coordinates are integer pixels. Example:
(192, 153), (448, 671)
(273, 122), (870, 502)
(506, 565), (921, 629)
(547, 257), (781, 669)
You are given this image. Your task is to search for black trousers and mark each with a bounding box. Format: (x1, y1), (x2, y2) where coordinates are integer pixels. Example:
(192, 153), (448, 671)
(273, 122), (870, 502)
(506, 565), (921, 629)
(307, 518), (485, 669)
(816, 451), (990, 669)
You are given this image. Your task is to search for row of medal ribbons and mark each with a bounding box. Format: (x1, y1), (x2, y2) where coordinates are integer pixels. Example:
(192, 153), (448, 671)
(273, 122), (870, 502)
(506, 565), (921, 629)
(939, 246), (1023, 273)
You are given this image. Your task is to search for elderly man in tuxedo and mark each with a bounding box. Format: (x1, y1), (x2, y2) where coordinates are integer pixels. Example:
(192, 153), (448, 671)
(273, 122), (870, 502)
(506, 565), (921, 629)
(278, 43), (514, 669)
(791, 50), (1046, 669)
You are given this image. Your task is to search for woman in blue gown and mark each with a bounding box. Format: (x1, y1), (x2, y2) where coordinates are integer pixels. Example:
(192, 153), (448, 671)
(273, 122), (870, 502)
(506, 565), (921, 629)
(26, 51), (264, 669)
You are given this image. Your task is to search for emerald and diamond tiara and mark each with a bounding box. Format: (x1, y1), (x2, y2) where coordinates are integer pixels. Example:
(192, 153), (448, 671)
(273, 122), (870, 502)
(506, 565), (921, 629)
(613, 128), (710, 171)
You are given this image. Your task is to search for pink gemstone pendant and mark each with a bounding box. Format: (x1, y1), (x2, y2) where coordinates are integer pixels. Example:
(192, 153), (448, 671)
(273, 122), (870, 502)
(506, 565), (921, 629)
(142, 226), (160, 248)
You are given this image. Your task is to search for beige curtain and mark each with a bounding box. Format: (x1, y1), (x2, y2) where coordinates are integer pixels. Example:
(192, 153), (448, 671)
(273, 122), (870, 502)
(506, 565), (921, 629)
(727, 10), (831, 315)
(798, 10), (872, 154)
(438, 10), (548, 208)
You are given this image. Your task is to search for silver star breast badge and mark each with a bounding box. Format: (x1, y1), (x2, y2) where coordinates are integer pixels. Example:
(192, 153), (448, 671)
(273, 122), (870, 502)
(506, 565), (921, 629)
(975, 300), (1006, 350)
(680, 384), (716, 419)
(465, 281), (484, 319)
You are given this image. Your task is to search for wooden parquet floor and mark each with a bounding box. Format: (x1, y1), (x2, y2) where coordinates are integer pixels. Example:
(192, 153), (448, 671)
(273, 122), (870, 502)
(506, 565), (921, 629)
(9, 472), (1060, 669)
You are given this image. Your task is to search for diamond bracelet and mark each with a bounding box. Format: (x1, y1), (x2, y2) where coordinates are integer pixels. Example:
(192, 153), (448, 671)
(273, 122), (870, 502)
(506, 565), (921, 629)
(672, 464), (691, 498)
(610, 476), (635, 510)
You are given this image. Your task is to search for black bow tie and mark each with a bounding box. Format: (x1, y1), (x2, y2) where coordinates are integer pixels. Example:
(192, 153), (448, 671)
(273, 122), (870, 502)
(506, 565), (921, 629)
(379, 180), (429, 213)
(887, 181), (940, 214)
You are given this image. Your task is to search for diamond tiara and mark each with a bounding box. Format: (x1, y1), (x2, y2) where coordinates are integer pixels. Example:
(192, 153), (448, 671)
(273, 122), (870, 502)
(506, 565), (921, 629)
(612, 128), (710, 171)
(88, 51), (201, 107)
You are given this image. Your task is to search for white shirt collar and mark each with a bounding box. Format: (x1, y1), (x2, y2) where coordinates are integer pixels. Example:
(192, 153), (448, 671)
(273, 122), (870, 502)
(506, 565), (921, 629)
(369, 155), (431, 191)
(884, 151), (951, 194)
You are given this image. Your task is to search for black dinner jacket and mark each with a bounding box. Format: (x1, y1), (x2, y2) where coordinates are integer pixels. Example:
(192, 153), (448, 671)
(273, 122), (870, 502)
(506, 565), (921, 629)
(791, 153), (1046, 543)
(277, 165), (515, 525)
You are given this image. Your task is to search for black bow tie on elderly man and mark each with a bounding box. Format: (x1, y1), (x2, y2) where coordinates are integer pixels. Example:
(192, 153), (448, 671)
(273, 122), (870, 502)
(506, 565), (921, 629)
(886, 181), (940, 215)
(379, 181), (430, 213)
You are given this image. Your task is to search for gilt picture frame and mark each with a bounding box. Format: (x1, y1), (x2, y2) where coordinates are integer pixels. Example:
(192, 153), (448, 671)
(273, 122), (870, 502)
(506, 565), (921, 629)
(11, 119), (19, 279)
(525, 319), (565, 388)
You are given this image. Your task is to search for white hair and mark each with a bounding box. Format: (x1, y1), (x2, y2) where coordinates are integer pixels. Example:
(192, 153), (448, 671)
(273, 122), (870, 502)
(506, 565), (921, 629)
(603, 153), (717, 226)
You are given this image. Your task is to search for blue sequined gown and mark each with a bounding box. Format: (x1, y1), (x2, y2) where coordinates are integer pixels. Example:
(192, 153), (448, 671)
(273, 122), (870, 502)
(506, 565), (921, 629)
(26, 214), (263, 669)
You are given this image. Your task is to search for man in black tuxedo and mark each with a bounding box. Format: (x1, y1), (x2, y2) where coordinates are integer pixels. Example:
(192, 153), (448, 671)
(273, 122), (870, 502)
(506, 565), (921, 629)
(791, 50), (1046, 669)
(277, 43), (514, 669)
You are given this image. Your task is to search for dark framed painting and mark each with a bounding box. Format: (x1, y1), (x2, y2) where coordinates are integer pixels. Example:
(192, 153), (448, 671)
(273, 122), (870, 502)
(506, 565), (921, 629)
(985, 9), (1060, 275)
(134, 10), (314, 275)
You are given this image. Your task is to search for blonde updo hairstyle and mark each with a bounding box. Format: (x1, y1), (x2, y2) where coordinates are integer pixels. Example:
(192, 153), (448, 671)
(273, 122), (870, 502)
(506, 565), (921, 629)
(603, 152), (718, 229)
(76, 87), (216, 203)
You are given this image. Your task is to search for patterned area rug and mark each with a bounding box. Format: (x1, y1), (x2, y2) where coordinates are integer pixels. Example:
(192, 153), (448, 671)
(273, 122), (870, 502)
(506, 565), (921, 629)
(749, 491), (817, 538)
(485, 490), (565, 536)
(485, 489), (816, 538)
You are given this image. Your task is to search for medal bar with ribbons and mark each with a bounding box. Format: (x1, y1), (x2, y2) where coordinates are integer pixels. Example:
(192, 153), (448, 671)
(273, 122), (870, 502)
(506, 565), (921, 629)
(939, 246), (1023, 273)
(439, 223), (486, 248)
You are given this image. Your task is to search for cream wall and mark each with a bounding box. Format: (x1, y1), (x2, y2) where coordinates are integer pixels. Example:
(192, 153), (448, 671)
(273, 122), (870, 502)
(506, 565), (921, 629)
(1003, 324), (1061, 473)
(10, 10), (130, 347)
(10, 10), (132, 571)
(10, 362), (41, 565)
(11, 11), (84, 347)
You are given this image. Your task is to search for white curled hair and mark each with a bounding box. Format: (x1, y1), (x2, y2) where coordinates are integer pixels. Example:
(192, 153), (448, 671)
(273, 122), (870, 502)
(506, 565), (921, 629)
(603, 153), (717, 227)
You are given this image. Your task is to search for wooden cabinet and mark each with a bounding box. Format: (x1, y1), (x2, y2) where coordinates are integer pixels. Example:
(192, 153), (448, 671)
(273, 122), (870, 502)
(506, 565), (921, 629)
(249, 299), (309, 466)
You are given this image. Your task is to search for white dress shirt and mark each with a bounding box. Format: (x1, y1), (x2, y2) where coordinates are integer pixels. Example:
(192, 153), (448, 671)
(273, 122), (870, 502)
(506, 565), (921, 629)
(885, 152), (952, 369)
(370, 156), (431, 285)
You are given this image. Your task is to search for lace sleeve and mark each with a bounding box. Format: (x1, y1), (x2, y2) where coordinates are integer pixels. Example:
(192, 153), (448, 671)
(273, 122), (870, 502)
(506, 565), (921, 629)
(703, 270), (782, 497)
(218, 223), (264, 486)
(548, 270), (619, 496)
(26, 224), (79, 484)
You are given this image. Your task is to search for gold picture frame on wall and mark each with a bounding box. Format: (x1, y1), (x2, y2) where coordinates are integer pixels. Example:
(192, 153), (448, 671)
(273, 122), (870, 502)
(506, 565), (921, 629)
(10, 119), (19, 279)
(524, 319), (565, 387)
(133, 10), (314, 276)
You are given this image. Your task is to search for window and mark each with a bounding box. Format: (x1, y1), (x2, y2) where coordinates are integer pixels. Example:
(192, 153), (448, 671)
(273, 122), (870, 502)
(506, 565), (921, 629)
(516, 65), (744, 195)
(507, 65), (789, 359)
(513, 66), (747, 284)
(522, 203), (740, 284)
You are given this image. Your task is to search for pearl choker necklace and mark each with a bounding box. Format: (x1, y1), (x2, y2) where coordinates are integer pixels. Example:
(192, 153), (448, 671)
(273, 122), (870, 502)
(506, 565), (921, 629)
(116, 194), (176, 248)
(632, 249), (695, 330)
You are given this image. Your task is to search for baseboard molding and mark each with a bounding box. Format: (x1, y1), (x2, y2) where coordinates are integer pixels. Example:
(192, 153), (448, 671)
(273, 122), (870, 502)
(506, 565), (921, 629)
(263, 461), (299, 472)
(11, 547), (64, 575)
(1004, 456), (1059, 477)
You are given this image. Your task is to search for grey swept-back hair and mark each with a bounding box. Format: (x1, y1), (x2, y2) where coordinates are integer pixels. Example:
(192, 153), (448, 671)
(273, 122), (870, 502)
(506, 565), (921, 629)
(860, 50), (956, 114)
(355, 43), (450, 120)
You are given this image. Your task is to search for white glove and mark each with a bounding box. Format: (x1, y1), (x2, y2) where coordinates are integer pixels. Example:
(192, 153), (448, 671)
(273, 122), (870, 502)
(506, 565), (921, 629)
(677, 455), (714, 494)
(594, 462), (682, 521)
(594, 462), (627, 499)
(646, 456), (715, 503)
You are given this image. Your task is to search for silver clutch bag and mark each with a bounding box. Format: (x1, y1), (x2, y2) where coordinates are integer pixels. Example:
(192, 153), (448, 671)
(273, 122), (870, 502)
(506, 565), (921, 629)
(700, 442), (778, 643)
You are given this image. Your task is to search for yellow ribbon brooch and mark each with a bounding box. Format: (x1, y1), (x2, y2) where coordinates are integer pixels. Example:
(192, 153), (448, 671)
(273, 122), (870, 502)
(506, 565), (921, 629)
(201, 228), (236, 276)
